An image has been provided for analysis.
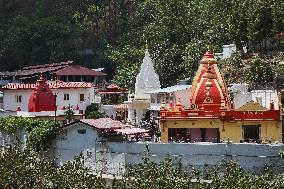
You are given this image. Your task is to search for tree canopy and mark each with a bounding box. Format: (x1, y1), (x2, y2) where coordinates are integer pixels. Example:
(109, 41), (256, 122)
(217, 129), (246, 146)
(0, 0), (283, 87)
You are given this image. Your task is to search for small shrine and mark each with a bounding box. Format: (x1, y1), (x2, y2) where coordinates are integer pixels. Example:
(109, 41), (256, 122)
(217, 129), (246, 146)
(16, 75), (83, 124)
(160, 50), (282, 143)
(28, 75), (56, 112)
(127, 46), (161, 125)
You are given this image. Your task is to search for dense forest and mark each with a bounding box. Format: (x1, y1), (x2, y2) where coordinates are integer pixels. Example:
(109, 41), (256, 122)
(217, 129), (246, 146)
(0, 0), (284, 89)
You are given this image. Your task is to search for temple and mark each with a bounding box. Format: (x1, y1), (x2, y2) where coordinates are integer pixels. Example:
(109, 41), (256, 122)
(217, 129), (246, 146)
(160, 50), (282, 143)
(127, 47), (161, 125)
(28, 75), (56, 112)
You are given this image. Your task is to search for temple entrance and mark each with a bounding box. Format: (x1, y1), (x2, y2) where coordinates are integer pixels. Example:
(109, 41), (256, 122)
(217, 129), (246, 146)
(242, 125), (260, 143)
(168, 128), (219, 143)
(168, 128), (190, 142)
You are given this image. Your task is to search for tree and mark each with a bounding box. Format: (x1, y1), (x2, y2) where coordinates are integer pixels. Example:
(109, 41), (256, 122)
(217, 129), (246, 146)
(85, 103), (103, 119)
(64, 106), (75, 123)
(247, 59), (274, 88)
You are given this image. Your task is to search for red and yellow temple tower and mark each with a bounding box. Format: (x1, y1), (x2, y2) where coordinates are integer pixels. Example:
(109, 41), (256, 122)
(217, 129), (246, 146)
(160, 50), (282, 143)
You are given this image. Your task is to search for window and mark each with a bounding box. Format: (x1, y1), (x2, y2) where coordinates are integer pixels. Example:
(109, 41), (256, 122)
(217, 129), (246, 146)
(151, 96), (156, 103)
(79, 94), (85, 102)
(16, 95), (22, 103)
(64, 94), (69, 101)
(78, 129), (86, 134)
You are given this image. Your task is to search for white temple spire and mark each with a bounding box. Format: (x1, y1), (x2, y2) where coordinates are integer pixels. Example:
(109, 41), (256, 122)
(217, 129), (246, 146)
(134, 47), (161, 100)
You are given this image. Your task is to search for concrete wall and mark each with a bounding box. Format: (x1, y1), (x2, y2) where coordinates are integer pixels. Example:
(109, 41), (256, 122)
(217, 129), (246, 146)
(103, 142), (284, 174)
(2, 126), (284, 175)
(0, 129), (28, 150)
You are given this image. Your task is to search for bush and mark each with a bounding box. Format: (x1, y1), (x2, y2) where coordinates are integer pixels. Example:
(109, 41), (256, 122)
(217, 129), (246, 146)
(85, 103), (103, 119)
(247, 59), (274, 88)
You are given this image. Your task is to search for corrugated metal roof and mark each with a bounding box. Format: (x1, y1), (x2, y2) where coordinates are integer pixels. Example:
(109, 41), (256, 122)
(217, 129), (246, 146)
(55, 65), (106, 76)
(146, 85), (191, 94)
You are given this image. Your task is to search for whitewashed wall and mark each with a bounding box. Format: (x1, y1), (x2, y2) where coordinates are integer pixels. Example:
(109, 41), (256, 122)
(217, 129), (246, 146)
(54, 123), (100, 167)
(175, 88), (191, 109)
(100, 105), (116, 118)
(100, 142), (284, 174)
(0, 129), (28, 150)
(3, 88), (95, 112)
(234, 90), (279, 109)
(3, 90), (32, 111)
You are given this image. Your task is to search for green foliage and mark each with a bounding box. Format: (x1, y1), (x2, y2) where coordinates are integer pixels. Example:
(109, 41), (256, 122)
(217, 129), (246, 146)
(85, 103), (103, 119)
(28, 121), (59, 152)
(221, 52), (247, 84)
(0, 116), (58, 152)
(247, 59), (274, 87)
(118, 95), (128, 104)
(64, 106), (75, 123)
(279, 147), (284, 158)
(0, 146), (106, 188)
(1, 0), (284, 86)
(209, 161), (284, 189)
(1, 146), (284, 188)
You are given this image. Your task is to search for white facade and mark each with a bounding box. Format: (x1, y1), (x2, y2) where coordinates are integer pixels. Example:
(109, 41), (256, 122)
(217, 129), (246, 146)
(234, 90), (279, 109)
(148, 85), (192, 112)
(128, 48), (161, 125)
(54, 122), (100, 168)
(54, 122), (125, 174)
(134, 49), (160, 100)
(3, 85), (95, 112)
(100, 105), (116, 118)
(228, 83), (249, 93)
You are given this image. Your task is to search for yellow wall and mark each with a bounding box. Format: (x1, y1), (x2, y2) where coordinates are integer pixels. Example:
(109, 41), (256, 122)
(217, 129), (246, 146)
(160, 119), (282, 143)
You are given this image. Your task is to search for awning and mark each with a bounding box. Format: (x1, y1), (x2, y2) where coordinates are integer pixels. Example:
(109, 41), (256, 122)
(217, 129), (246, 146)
(114, 127), (150, 135)
(113, 104), (128, 109)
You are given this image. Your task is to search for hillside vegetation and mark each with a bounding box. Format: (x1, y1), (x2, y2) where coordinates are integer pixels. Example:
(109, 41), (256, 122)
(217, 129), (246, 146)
(0, 0), (283, 89)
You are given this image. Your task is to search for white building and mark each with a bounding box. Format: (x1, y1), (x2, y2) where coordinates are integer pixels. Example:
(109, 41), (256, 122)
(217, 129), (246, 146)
(127, 48), (161, 125)
(54, 118), (148, 174)
(228, 84), (279, 110)
(2, 80), (95, 113)
(147, 84), (192, 118)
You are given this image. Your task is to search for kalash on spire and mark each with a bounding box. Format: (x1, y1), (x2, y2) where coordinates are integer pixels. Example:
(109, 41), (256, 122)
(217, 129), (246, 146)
(159, 49), (282, 144)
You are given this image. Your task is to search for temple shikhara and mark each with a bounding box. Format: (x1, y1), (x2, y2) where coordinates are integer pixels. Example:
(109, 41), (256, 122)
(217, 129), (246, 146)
(160, 50), (282, 143)
(127, 47), (161, 125)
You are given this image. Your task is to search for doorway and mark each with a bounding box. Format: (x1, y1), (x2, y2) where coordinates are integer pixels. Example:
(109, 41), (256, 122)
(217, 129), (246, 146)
(242, 125), (260, 143)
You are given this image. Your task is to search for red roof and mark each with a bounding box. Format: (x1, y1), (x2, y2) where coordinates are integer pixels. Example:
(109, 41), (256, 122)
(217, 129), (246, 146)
(14, 61), (72, 76)
(80, 118), (125, 129)
(97, 84), (128, 94)
(3, 81), (93, 90)
(62, 118), (150, 135)
(22, 61), (72, 70)
(107, 84), (120, 89)
(55, 65), (106, 76)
